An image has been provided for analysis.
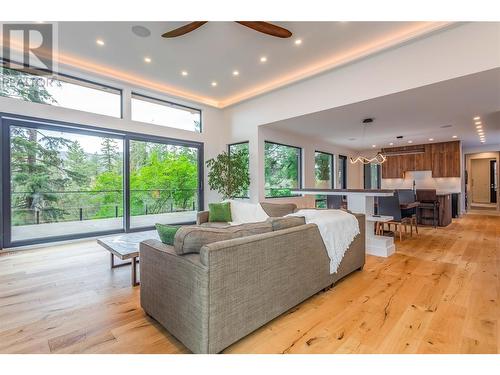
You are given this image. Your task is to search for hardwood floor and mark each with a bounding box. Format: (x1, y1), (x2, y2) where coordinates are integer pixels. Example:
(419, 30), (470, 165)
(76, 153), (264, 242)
(0, 214), (498, 354)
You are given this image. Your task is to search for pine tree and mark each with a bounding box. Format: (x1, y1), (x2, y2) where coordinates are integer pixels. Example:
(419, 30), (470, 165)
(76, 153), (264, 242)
(100, 138), (119, 172)
(66, 140), (90, 187)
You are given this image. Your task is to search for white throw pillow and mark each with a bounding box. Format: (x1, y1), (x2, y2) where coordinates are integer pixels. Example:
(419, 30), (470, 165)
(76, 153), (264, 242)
(226, 199), (269, 225)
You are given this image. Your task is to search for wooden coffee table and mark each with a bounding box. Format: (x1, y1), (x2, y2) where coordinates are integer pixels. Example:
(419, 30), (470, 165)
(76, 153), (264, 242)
(97, 230), (159, 287)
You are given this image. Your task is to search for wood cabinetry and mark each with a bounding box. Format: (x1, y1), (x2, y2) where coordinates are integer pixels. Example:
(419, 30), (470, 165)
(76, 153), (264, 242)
(430, 141), (460, 177)
(381, 141), (460, 178)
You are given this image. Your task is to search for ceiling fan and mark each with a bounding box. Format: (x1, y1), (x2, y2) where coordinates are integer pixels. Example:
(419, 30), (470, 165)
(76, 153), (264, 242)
(161, 22), (292, 39)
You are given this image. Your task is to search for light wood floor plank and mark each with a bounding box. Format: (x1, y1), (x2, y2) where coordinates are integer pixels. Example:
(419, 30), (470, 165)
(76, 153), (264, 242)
(0, 213), (498, 354)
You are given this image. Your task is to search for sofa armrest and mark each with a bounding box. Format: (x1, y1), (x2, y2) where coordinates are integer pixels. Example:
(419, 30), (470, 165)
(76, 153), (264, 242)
(139, 239), (209, 353)
(197, 210), (209, 225)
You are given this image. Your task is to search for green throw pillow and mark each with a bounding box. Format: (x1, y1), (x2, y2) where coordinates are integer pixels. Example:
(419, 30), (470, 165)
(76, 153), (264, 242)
(156, 224), (181, 245)
(209, 202), (232, 222)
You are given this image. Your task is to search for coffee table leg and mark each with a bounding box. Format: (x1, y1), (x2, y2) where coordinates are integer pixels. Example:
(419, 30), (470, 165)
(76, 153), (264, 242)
(131, 256), (139, 286)
(110, 253), (115, 268)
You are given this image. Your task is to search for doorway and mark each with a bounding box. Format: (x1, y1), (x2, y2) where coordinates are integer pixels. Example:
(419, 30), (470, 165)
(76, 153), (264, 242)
(468, 155), (499, 212)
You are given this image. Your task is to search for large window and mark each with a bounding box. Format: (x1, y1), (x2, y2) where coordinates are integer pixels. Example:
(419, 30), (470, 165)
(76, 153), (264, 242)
(8, 123), (124, 243)
(338, 155), (348, 189)
(0, 63), (122, 118)
(131, 93), (202, 132)
(315, 151), (334, 189)
(364, 163), (381, 189)
(129, 140), (200, 229)
(1, 116), (203, 247)
(228, 141), (249, 198)
(264, 141), (301, 198)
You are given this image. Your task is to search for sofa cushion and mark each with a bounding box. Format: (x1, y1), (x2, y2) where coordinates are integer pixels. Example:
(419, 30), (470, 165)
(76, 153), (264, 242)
(226, 199), (269, 224)
(208, 202), (232, 222)
(229, 221), (273, 237)
(260, 202), (297, 217)
(267, 216), (305, 231)
(174, 221), (273, 255)
(155, 224), (181, 245)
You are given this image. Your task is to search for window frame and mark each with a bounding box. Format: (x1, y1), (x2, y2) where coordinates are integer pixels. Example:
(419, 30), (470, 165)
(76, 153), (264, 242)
(0, 58), (123, 118)
(0, 112), (204, 248)
(131, 92), (203, 133)
(338, 154), (348, 189)
(264, 140), (302, 199)
(314, 150), (335, 189)
(227, 141), (250, 199)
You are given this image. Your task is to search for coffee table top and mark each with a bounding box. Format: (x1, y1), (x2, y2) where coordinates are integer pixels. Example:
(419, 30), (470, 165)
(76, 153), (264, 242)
(97, 230), (159, 260)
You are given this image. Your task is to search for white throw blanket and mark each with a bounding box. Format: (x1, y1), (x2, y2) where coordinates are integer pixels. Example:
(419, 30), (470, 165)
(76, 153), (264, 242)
(287, 209), (360, 274)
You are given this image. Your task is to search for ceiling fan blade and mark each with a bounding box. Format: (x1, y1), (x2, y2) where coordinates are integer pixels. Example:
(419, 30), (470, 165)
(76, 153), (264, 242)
(162, 22), (208, 38)
(236, 21), (292, 38)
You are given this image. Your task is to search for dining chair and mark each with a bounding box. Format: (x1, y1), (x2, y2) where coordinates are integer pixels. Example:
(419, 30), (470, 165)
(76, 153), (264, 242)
(327, 195), (343, 209)
(376, 191), (411, 241)
(396, 189), (418, 236)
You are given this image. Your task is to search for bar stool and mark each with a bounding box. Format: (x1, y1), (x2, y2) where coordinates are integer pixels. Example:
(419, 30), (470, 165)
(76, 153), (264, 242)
(416, 189), (439, 228)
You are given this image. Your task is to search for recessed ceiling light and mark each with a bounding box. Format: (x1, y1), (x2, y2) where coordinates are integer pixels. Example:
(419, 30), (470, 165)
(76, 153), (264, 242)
(480, 140), (486, 143)
(429, 138), (434, 141)
(96, 39), (105, 46)
(389, 142), (394, 146)
(144, 57), (151, 63)
(452, 135), (458, 138)
(211, 81), (217, 87)
(478, 131), (484, 134)
(407, 140), (413, 144)
(181, 70), (188, 76)
(475, 121), (482, 125)
(372, 144), (376, 148)
(232, 70), (239, 76)
(294, 39), (302, 45)
(473, 116), (480, 121)
(260, 56), (267, 63)
(476, 125), (482, 129)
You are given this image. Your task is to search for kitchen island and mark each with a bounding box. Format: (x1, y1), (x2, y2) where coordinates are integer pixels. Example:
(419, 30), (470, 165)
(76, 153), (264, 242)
(291, 188), (396, 257)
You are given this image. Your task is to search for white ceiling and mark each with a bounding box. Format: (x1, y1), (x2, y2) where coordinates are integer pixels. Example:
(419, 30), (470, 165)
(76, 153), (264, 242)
(56, 21), (446, 106)
(264, 68), (500, 149)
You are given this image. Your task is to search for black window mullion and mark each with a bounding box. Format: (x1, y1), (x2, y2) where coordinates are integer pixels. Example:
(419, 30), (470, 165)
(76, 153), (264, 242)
(123, 137), (130, 232)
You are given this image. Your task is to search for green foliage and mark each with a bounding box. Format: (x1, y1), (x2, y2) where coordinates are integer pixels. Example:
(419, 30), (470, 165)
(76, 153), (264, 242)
(206, 150), (250, 200)
(315, 152), (332, 182)
(0, 66), (61, 104)
(264, 142), (300, 197)
(100, 138), (120, 172)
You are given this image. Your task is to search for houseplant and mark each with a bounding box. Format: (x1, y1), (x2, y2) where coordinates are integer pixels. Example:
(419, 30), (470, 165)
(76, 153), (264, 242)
(206, 149), (250, 199)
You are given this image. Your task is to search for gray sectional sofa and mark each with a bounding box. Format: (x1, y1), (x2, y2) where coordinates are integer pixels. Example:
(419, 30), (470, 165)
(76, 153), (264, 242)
(140, 202), (365, 353)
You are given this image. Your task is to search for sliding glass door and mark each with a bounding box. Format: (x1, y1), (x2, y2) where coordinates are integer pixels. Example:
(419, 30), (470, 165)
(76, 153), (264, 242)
(8, 123), (124, 243)
(2, 116), (203, 247)
(129, 139), (199, 229)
